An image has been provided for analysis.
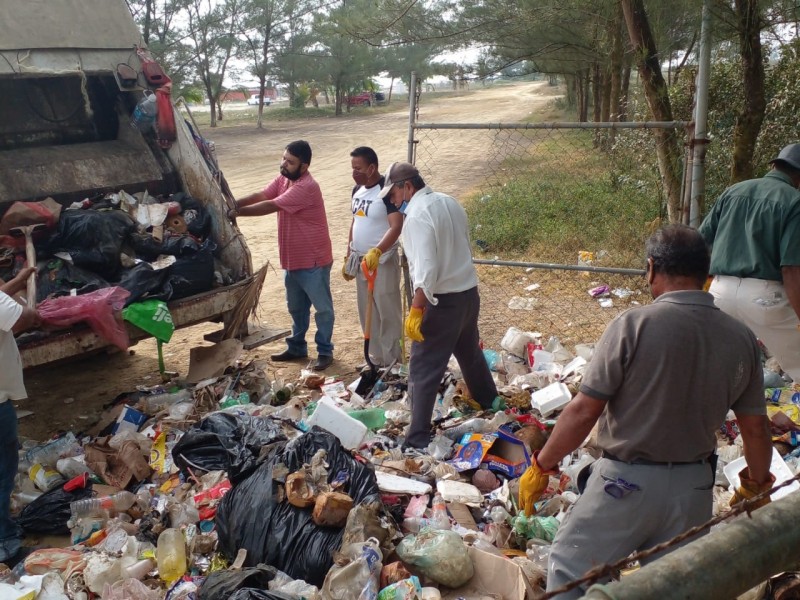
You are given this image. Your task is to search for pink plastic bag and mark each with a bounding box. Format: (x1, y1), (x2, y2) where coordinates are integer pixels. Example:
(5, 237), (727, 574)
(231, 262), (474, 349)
(38, 287), (131, 350)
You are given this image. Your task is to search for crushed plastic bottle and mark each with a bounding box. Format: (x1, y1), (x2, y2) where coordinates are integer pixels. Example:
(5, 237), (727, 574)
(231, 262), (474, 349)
(322, 538), (382, 600)
(346, 407), (386, 430)
(25, 432), (80, 467)
(144, 389), (192, 412)
(70, 491), (136, 518)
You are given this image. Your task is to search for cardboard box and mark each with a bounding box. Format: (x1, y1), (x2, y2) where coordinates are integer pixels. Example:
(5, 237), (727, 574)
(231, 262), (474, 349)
(448, 427), (531, 478)
(442, 546), (538, 600)
(112, 405), (148, 434)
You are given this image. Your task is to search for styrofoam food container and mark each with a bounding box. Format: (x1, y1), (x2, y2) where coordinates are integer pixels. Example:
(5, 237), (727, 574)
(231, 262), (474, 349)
(305, 395), (367, 449)
(531, 382), (572, 417)
(723, 447), (799, 501)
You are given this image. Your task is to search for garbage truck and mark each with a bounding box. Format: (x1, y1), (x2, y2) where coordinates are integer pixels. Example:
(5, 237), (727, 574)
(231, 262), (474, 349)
(0, 0), (267, 367)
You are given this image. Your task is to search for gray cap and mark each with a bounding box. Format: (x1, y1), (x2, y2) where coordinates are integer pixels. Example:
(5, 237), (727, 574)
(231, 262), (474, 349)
(378, 162), (419, 199)
(770, 143), (800, 170)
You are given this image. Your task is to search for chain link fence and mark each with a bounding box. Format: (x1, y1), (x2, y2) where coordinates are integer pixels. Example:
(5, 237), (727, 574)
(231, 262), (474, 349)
(408, 81), (690, 348)
(473, 260), (649, 350)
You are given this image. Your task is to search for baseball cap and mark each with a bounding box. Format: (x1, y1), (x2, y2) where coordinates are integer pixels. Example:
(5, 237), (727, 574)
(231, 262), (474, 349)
(378, 162), (419, 199)
(770, 143), (800, 170)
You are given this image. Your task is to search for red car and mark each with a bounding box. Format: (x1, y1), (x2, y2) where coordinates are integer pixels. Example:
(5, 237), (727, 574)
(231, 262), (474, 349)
(346, 91), (385, 107)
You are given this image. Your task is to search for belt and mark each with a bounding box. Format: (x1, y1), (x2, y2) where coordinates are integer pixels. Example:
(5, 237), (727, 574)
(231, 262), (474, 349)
(602, 451), (708, 467)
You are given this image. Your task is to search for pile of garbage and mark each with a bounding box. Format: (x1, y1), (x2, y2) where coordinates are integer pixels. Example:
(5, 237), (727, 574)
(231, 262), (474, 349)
(4, 325), (800, 599)
(0, 192), (226, 316)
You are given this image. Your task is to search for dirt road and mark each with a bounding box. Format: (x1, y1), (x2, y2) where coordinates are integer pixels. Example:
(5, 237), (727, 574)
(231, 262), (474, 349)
(20, 81), (560, 440)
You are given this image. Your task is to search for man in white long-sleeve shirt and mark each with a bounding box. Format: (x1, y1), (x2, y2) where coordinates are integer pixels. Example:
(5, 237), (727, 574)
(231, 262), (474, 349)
(378, 162), (498, 449)
(0, 267), (40, 564)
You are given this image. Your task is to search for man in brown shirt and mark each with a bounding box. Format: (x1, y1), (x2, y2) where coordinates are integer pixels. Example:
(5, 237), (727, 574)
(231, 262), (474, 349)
(519, 225), (773, 598)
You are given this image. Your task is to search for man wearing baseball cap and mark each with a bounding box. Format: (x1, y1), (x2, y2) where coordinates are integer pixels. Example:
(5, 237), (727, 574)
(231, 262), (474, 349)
(378, 162), (500, 450)
(699, 143), (800, 382)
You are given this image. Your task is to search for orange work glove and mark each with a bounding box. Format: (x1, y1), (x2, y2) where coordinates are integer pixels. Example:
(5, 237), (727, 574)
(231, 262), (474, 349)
(519, 452), (559, 516)
(730, 468), (776, 510)
(405, 306), (425, 342)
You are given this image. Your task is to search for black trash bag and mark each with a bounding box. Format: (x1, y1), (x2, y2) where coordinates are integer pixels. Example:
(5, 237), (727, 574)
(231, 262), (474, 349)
(175, 193), (211, 239)
(36, 258), (109, 302)
(129, 232), (201, 261)
(166, 239), (215, 300)
(172, 412), (287, 484)
(198, 564), (288, 600)
(116, 263), (171, 305)
(47, 209), (135, 279)
(215, 428), (381, 587)
(16, 483), (94, 535)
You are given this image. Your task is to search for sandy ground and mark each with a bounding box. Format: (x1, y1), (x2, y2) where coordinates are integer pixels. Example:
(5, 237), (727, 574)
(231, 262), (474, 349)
(19, 81), (561, 441)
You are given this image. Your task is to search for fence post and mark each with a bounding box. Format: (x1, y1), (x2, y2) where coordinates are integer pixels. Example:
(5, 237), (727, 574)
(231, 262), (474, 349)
(407, 71), (418, 164)
(689, 0), (712, 227)
(581, 492), (800, 599)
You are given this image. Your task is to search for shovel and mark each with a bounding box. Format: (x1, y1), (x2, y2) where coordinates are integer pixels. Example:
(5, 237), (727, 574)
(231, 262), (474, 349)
(355, 260), (380, 396)
(9, 223), (46, 308)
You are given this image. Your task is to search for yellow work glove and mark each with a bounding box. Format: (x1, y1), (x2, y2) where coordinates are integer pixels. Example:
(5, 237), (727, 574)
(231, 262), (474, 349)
(519, 452), (559, 516)
(730, 468), (776, 510)
(341, 256), (355, 281)
(405, 306), (425, 342)
(363, 247), (382, 271)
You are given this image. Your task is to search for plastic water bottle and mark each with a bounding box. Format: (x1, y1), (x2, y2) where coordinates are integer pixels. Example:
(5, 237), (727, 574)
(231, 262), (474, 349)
(430, 493), (450, 529)
(144, 389), (192, 412)
(157, 528), (187, 582)
(70, 491), (136, 518)
(131, 91), (158, 132)
(56, 457), (93, 479)
(26, 432), (79, 467)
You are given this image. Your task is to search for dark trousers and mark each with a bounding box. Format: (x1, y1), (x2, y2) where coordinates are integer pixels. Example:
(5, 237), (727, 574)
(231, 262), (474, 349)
(406, 286), (498, 448)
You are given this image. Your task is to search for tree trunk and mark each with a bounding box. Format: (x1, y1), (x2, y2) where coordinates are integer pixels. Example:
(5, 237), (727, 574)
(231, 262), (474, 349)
(592, 62), (601, 123)
(609, 3), (624, 124)
(730, 0), (765, 183)
(143, 0), (153, 45)
(621, 0), (683, 223)
(581, 69), (591, 122)
(619, 59), (632, 121)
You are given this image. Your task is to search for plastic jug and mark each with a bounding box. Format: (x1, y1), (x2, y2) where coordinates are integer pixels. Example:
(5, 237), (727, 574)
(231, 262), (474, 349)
(29, 463), (65, 492)
(130, 91), (158, 132)
(156, 528), (187, 582)
(70, 491), (137, 518)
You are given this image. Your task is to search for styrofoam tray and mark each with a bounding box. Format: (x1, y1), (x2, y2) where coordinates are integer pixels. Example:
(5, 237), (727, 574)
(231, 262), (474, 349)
(723, 447), (799, 501)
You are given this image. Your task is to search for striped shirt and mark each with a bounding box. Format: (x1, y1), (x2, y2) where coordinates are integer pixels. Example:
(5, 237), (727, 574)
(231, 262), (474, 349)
(265, 172), (333, 271)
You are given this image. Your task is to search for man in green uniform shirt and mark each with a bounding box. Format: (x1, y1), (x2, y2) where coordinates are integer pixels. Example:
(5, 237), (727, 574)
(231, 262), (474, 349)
(699, 143), (800, 382)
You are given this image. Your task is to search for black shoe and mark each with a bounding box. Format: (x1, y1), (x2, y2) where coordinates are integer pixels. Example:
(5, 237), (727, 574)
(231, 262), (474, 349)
(270, 349), (308, 362)
(313, 355), (334, 371)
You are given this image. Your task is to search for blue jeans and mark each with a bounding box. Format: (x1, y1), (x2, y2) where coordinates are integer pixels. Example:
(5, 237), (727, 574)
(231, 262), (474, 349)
(284, 264), (334, 356)
(0, 401), (20, 561)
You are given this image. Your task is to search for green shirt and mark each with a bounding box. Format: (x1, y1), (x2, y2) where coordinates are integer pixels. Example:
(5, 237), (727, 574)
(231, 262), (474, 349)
(699, 170), (800, 281)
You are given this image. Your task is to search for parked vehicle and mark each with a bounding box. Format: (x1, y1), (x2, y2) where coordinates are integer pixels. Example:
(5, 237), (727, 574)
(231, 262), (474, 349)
(346, 91), (386, 107)
(247, 95), (272, 106)
(0, 0), (265, 368)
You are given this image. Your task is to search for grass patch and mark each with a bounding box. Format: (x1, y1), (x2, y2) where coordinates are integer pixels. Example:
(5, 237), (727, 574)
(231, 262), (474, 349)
(465, 130), (661, 267)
